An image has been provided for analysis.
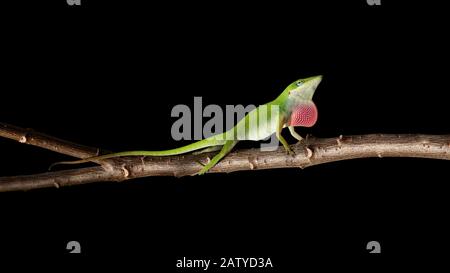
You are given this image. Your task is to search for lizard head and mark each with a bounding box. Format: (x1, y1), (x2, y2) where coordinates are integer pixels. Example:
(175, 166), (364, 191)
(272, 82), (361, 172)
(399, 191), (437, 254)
(286, 75), (322, 101)
(282, 75), (322, 127)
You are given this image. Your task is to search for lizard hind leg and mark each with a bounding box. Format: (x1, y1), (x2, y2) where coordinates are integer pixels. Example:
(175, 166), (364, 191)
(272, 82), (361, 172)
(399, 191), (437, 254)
(197, 140), (238, 175)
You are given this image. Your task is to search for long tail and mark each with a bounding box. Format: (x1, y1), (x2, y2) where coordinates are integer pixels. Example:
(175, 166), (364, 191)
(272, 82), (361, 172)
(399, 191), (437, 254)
(49, 137), (224, 170)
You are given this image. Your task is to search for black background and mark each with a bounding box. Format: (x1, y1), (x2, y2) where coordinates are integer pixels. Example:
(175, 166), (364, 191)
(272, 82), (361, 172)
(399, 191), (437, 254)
(1, 0), (449, 270)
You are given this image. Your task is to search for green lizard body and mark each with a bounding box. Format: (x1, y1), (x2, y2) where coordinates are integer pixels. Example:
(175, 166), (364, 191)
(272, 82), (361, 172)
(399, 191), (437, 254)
(51, 75), (322, 175)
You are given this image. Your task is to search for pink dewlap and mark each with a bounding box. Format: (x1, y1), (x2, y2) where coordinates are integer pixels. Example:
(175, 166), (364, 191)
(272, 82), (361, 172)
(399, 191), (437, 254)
(289, 103), (318, 127)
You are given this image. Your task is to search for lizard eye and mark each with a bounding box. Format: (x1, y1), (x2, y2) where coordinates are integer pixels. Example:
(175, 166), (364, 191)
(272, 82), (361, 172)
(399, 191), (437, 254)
(295, 81), (303, 87)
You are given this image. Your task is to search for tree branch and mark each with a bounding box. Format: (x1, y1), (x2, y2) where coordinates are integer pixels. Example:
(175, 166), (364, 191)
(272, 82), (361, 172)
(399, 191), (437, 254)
(1, 122), (449, 192)
(0, 122), (100, 159)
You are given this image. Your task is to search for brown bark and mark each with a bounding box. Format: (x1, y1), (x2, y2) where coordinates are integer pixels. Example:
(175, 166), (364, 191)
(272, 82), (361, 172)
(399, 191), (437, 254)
(1, 122), (449, 192)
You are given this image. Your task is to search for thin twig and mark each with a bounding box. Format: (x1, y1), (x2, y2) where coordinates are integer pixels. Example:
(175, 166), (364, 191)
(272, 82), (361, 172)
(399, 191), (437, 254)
(0, 122), (100, 159)
(0, 122), (449, 192)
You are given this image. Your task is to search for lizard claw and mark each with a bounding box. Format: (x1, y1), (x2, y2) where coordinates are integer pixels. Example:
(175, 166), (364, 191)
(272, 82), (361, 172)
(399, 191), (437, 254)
(285, 146), (296, 156)
(191, 165), (209, 176)
(196, 155), (211, 167)
(192, 159), (211, 175)
(197, 169), (207, 175)
(196, 160), (206, 167)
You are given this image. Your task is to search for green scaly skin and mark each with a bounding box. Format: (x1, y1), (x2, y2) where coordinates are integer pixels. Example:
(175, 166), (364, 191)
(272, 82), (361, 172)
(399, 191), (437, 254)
(50, 75), (323, 175)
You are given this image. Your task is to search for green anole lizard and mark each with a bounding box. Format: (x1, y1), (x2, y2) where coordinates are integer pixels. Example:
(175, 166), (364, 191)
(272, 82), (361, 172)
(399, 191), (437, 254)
(51, 75), (322, 175)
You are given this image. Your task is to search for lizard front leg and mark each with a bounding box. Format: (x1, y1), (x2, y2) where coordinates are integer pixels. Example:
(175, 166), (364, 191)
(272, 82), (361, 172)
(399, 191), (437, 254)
(288, 126), (303, 142)
(276, 116), (294, 155)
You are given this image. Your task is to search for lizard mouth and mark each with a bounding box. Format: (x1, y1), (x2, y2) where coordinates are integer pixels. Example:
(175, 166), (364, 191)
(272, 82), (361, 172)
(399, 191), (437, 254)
(289, 102), (318, 127)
